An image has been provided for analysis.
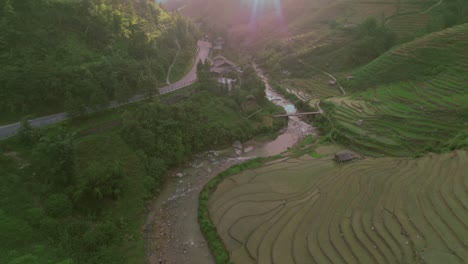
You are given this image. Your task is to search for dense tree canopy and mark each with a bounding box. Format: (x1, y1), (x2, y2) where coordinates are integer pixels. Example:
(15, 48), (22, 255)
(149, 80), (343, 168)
(0, 0), (200, 122)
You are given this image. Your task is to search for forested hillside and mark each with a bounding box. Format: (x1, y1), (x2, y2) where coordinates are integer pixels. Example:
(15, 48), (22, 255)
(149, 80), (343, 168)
(0, 0), (200, 124)
(0, 76), (285, 264)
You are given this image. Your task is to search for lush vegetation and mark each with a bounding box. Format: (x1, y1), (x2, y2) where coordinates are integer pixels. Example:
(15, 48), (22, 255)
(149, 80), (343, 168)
(433, 0), (468, 28)
(0, 0), (200, 124)
(0, 74), (286, 264)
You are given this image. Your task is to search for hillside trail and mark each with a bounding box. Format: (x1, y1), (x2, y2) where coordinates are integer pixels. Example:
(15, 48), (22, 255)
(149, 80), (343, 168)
(298, 59), (346, 96)
(422, 0), (444, 14)
(321, 70), (346, 95)
(144, 65), (316, 264)
(166, 38), (181, 85)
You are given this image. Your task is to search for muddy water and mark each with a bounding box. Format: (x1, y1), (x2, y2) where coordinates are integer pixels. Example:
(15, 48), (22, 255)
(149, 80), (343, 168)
(244, 65), (317, 157)
(145, 66), (316, 264)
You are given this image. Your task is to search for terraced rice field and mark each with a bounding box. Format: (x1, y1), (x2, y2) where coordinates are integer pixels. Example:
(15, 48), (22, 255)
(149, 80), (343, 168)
(330, 24), (468, 156)
(346, 2), (399, 24)
(294, 33), (349, 58)
(386, 13), (430, 36)
(209, 150), (468, 264)
(281, 76), (341, 100)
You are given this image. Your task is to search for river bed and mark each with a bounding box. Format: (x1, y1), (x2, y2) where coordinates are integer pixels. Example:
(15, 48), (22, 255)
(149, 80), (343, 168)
(145, 66), (316, 264)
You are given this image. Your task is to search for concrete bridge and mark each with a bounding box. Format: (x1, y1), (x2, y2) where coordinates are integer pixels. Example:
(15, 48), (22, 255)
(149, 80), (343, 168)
(272, 112), (321, 117)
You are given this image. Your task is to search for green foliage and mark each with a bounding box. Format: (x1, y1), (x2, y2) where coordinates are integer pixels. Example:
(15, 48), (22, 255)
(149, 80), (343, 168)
(32, 129), (76, 187)
(198, 158), (268, 264)
(197, 60), (212, 84)
(0, 0), (200, 124)
(144, 156), (167, 193)
(309, 151), (324, 158)
(17, 118), (31, 138)
(350, 17), (397, 65)
(0, 79), (286, 264)
(73, 161), (125, 208)
(313, 100), (335, 134)
(238, 65), (265, 102)
(45, 193), (72, 218)
(425, 0), (468, 31)
(121, 88), (285, 166)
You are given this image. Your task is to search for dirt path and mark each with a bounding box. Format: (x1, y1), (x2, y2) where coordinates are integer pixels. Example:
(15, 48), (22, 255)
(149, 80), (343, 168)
(298, 59), (346, 96)
(322, 70), (346, 96)
(422, 0), (443, 14)
(166, 38), (181, 85)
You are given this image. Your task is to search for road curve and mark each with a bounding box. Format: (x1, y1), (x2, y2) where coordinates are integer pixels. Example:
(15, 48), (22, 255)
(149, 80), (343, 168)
(0, 40), (211, 140)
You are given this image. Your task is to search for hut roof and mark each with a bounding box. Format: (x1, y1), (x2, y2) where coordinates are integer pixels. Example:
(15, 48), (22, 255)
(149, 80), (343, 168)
(334, 151), (355, 163)
(210, 67), (234, 74)
(214, 59), (236, 68)
(213, 55), (226, 62)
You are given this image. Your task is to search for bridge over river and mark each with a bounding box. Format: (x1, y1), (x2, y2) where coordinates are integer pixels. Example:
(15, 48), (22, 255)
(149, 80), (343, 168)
(272, 111), (321, 117)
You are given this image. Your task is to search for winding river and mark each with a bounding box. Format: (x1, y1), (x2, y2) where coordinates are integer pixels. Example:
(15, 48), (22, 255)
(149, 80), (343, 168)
(145, 65), (316, 264)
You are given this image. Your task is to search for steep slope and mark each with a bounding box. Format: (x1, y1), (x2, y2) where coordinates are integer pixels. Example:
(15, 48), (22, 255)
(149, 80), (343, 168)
(260, 0), (451, 74)
(321, 23), (468, 156)
(0, 0), (200, 124)
(347, 23), (468, 90)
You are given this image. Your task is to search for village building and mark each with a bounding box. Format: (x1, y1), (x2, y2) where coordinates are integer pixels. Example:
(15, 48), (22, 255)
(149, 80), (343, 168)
(210, 55), (240, 77)
(208, 55), (241, 94)
(334, 150), (356, 163)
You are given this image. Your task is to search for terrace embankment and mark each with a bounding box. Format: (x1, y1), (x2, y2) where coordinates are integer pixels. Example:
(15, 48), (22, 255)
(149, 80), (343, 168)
(209, 149), (468, 264)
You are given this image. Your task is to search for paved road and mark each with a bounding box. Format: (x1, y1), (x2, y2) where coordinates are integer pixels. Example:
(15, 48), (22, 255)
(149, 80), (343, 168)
(0, 40), (211, 140)
(160, 40), (211, 94)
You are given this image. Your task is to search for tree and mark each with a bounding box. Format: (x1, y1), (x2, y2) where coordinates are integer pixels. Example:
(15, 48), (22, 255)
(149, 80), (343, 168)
(18, 117), (39, 145)
(73, 161), (125, 208)
(145, 157), (167, 192)
(45, 193), (72, 218)
(32, 130), (76, 188)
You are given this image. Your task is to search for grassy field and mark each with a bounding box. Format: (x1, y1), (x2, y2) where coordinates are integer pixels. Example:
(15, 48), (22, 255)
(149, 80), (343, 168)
(208, 149), (468, 264)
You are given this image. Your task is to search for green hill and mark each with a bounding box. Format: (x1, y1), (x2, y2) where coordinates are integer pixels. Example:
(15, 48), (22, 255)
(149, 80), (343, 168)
(320, 23), (468, 156)
(255, 0), (468, 76)
(348, 23), (468, 90)
(0, 0), (200, 124)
